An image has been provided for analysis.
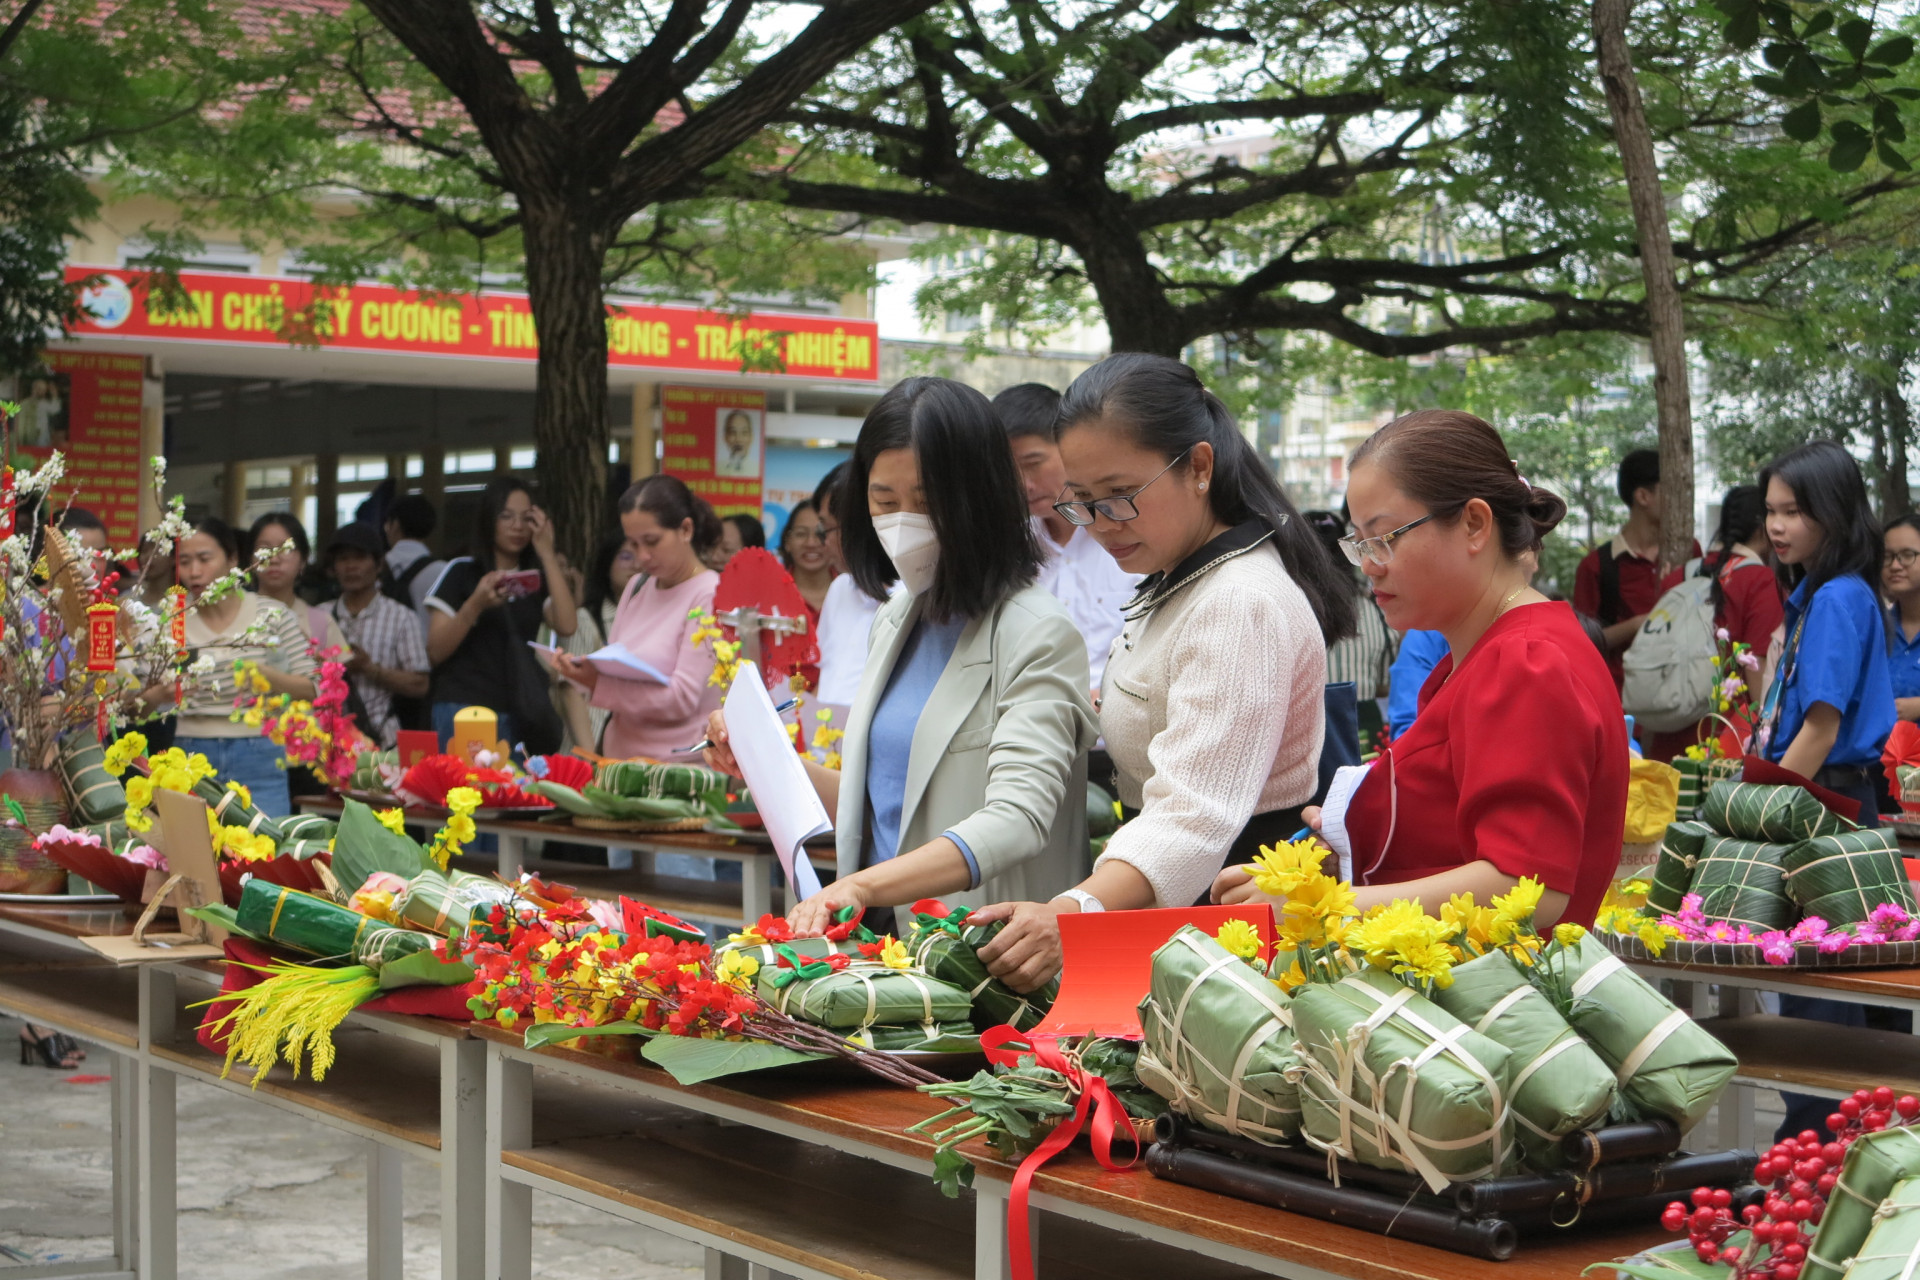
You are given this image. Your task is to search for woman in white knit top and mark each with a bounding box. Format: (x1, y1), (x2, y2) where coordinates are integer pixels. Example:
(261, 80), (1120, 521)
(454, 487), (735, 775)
(975, 353), (1354, 990)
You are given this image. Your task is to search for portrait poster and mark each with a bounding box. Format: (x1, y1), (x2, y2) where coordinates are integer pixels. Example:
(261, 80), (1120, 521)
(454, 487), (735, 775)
(661, 385), (764, 517)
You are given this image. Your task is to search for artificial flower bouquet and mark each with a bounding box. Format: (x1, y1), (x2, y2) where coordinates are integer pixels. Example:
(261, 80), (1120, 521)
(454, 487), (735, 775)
(1615, 779), (1919, 967)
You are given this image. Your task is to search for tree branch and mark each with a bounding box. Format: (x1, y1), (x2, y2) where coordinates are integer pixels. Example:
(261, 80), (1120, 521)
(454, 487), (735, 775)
(0, 0), (47, 66)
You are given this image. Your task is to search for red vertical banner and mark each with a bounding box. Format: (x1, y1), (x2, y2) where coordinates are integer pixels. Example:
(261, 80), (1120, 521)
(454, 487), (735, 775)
(35, 351), (146, 545)
(660, 385), (765, 518)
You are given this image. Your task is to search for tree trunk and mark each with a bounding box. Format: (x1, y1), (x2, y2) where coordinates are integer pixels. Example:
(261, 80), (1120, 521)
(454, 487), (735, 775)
(1076, 217), (1188, 357)
(1884, 375), (1914, 518)
(520, 205), (611, 571)
(1592, 0), (1694, 573)
(1868, 380), (1893, 518)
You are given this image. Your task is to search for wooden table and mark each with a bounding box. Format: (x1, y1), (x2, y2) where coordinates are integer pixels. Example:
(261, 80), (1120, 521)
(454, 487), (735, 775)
(479, 1027), (1670, 1280)
(0, 900), (1677, 1280)
(1625, 958), (1920, 1149)
(296, 795), (835, 929)
(0, 899), (486, 1280)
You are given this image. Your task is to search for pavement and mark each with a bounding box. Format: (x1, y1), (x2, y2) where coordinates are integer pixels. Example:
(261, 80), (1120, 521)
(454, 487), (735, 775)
(0, 1013), (703, 1279)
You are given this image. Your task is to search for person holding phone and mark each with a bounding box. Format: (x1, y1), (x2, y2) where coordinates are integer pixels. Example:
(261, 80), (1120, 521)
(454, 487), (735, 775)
(424, 474), (576, 754)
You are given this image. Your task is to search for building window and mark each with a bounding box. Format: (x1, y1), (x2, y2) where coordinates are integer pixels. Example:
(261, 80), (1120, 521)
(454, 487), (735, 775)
(945, 309), (981, 333)
(509, 446), (536, 469)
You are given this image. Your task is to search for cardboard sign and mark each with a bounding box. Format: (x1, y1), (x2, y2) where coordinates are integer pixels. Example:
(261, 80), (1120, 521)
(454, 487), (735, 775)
(79, 788), (227, 963)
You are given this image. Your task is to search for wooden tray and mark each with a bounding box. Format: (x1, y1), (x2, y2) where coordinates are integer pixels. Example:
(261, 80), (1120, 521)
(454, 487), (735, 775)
(1600, 927), (1920, 970)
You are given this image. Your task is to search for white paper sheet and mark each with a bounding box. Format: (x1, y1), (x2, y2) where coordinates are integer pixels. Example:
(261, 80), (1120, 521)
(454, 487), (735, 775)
(527, 640), (668, 687)
(723, 661), (827, 900)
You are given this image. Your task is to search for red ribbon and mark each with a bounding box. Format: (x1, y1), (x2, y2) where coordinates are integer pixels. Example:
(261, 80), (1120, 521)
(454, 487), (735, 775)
(978, 1025), (1139, 1280)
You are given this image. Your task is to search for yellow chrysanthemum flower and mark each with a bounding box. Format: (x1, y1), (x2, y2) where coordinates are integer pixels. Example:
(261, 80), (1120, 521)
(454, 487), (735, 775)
(1277, 874), (1356, 947)
(1271, 961), (1308, 995)
(374, 808), (406, 836)
(1214, 918), (1262, 960)
(1246, 838), (1330, 897)
(1553, 922), (1587, 948)
(1491, 877), (1545, 928)
(225, 781), (252, 811)
(878, 937), (912, 970)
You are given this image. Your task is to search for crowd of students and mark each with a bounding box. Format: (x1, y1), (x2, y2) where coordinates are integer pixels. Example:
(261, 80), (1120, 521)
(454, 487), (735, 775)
(66, 350), (1912, 1006)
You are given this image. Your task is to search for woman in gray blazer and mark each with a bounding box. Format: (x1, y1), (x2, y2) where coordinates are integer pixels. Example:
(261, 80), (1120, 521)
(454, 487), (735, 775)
(705, 377), (1096, 933)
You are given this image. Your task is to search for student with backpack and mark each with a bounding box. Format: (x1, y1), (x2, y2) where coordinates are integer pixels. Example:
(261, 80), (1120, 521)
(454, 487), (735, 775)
(381, 494), (444, 623)
(1574, 449), (1700, 689)
(1628, 485), (1783, 761)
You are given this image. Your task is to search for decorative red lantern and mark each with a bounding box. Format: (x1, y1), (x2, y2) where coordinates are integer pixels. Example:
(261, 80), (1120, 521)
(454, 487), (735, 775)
(85, 602), (117, 673)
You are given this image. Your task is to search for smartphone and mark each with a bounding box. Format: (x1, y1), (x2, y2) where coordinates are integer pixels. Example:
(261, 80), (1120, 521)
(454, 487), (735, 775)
(496, 569), (543, 601)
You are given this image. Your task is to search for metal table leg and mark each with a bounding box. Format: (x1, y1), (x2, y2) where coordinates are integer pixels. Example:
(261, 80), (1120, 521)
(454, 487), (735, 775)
(111, 1050), (139, 1272)
(439, 1038), (487, 1280)
(136, 967), (177, 1280)
(368, 1140), (404, 1280)
(486, 1045), (534, 1280)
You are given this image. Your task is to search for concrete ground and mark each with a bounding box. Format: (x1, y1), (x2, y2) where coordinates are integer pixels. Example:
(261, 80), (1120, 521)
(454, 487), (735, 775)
(0, 1013), (702, 1279)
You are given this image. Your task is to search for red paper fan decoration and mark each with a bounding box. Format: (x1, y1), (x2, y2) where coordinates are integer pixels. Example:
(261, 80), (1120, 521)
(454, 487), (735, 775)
(397, 754), (474, 808)
(712, 547), (819, 686)
(37, 836), (148, 902)
(536, 755), (594, 791)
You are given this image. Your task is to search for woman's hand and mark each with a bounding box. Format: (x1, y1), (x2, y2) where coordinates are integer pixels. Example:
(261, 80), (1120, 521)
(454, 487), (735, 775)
(1301, 805), (1323, 834)
(467, 571), (506, 613)
(700, 708), (741, 777)
(527, 506), (557, 559)
(553, 652), (599, 692)
(1210, 863), (1266, 905)
(971, 900), (1070, 993)
(787, 879), (871, 937)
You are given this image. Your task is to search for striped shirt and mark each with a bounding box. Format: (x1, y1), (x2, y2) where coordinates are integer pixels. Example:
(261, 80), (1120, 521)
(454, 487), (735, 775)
(329, 593), (432, 748)
(1325, 589), (1395, 699)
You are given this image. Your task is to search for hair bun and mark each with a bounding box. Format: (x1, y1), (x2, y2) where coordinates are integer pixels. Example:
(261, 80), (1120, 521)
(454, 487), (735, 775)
(1524, 484), (1569, 538)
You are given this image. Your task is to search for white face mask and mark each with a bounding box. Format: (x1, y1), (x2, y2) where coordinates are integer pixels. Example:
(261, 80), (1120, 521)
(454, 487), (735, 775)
(872, 511), (940, 596)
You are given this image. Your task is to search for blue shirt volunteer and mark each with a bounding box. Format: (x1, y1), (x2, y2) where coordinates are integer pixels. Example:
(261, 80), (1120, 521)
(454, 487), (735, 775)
(1887, 607), (1920, 702)
(1765, 574), (1895, 768)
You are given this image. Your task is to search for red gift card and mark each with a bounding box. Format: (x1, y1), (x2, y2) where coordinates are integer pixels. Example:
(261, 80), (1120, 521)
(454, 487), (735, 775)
(1026, 903), (1276, 1041)
(397, 730), (439, 773)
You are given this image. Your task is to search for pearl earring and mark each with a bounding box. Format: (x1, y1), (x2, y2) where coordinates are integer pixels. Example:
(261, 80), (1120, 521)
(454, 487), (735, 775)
(1199, 482), (1207, 491)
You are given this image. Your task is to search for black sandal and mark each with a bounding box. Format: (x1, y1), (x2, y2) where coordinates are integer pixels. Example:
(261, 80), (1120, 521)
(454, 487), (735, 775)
(18, 1025), (83, 1069)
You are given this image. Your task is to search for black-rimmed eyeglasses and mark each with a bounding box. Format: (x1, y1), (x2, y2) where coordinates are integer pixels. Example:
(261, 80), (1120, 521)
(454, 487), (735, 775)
(1052, 448), (1193, 527)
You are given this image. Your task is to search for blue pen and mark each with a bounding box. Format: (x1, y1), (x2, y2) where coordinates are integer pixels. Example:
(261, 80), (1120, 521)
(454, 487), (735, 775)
(1286, 826), (1311, 842)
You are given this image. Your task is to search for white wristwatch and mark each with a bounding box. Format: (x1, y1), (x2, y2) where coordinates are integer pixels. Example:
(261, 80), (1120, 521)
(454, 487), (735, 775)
(1054, 888), (1105, 913)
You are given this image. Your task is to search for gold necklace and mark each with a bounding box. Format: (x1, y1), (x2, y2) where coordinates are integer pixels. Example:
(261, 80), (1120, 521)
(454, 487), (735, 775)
(1494, 582), (1527, 617)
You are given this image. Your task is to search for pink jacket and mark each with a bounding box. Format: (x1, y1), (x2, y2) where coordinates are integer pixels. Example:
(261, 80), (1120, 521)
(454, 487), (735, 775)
(592, 570), (722, 760)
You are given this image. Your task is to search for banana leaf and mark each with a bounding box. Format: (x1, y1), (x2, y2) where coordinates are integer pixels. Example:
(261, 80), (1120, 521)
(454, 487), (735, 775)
(235, 878), (383, 960)
(1290, 967), (1514, 1190)
(1135, 925), (1300, 1145)
(595, 761), (729, 812)
(1431, 949), (1616, 1171)
(58, 733), (126, 824)
(1699, 780), (1852, 843)
(1830, 1173), (1920, 1280)
(844, 1020), (979, 1051)
(523, 779), (605, 818)
(196, 777), (282, 842)
(1781, 827), (1919, 928)
(580, 786), (703, 821)
(1672, 756), (1740, 821)
(757, 960), (971, 1030)
(1690, 834), (1795, 932)
(1647, 820), (1714, 915)
(1804, 1127), (1920, 1280)
(1555, 935), (1737, 1130)
(716, 935), (862, 968)
(907, 916), (1057, 1032)
(330, 799), (430, 896)
(350, 924), (433, 967)
(376, 948), (475, 990)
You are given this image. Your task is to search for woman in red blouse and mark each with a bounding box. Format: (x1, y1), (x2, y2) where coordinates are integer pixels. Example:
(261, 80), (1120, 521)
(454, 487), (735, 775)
(1215, 409), (1628, 927)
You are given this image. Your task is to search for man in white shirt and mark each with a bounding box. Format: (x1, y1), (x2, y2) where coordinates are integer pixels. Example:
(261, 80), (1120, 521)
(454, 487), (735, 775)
(993, 383), (1141, 689)
(381, 494), (445, 632)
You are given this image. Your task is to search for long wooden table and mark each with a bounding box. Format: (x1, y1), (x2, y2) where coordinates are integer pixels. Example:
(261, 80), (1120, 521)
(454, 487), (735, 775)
(0, 898), (1679, 1280)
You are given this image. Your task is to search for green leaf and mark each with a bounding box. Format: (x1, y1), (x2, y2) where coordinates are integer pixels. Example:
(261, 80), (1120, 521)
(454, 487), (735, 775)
(931, 1146), (976, 1197)
(1749, 73), (1791, 95)
(1829, 130), (1873, 171)
(375, 949), (475, 990)
(331, 799), (431, 893)
(1802, 10), (1834, 39)
(641, 1035), (823, 1084)
(184, 903), (268, 943)
(1725, 5), (1762, 49)
(1784, 52), (1830, 93)
(1584, 1235), (1751, 1280)
(524, 1020), (658, 1052)
(1781, 99), (1822, 142)
(1878, 139), (1911, 171)
(1867, 36), (1915, 67)
(1838, 17), (1874, 60)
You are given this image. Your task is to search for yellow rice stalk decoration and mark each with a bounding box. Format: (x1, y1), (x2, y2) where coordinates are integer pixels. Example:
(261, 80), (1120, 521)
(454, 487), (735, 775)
(194, 961), (380, 1085)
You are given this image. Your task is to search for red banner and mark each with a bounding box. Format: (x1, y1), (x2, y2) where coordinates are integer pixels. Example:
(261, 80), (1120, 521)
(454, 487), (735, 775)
(66, 267), (879, 381)
(35, 351), (146, 546)
(661, 385), (764, 517)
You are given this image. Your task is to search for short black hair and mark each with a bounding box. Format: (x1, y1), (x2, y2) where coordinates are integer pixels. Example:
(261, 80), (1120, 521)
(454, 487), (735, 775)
(188, 515), (242, 563)
(843, 376), (1041, 622)
(811, 460), (848, 527)
(992, 383), (1061, 443)
(1618, 449), (1661, 506)
(58, 506), (106, 534)
(387, 494), (436, 541)
(725, 513), (767, 549)
(618, 473), (722, 553)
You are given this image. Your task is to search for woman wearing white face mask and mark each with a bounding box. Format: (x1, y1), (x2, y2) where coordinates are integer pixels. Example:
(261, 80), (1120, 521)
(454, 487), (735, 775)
(703, 377), (1096, 933)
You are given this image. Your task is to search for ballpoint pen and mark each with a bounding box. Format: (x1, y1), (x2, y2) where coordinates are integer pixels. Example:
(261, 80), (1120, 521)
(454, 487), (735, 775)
(679, 698), (798, 755)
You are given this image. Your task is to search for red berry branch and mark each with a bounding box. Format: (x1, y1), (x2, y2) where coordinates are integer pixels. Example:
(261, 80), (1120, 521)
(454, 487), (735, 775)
(1658, 1086), (1920, 1279)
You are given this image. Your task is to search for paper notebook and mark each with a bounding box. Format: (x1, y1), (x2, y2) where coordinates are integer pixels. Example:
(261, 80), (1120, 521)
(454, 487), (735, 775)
(528, 641), (668, 687)
(723, 661), (827, 900)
